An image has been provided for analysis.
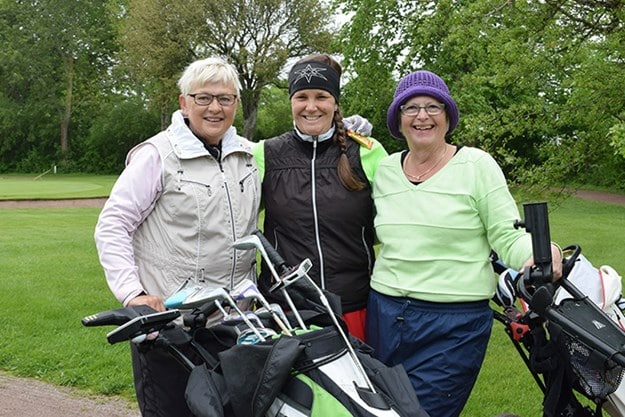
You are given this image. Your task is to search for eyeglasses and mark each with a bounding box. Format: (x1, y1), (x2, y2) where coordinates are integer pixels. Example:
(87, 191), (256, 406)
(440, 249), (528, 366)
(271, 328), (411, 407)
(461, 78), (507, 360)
(400, 103), (445, 116)
(188, 93), (238, 107)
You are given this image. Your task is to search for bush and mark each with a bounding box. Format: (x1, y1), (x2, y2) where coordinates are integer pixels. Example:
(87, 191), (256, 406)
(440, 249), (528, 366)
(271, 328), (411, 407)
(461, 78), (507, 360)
(81, 97), (160, 174)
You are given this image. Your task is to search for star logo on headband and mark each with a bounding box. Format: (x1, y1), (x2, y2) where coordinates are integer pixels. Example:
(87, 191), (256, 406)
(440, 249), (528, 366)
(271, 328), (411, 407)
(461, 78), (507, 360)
(292, 64), (329, 84)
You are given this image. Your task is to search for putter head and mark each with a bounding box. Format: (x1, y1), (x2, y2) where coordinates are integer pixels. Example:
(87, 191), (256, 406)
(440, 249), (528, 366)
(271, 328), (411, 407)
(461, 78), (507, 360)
(269, 258), (313, 292)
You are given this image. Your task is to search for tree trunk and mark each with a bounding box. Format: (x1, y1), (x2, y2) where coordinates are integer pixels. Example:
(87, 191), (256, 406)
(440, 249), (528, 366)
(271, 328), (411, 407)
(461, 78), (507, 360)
(60, 56), (74, 162)
(241, 88), (261, 141)
(161, 107), (170, 130)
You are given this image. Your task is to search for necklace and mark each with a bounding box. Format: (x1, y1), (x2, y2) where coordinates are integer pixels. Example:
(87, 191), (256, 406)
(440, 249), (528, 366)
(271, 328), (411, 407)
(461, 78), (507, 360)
(404, 145), (448, 182)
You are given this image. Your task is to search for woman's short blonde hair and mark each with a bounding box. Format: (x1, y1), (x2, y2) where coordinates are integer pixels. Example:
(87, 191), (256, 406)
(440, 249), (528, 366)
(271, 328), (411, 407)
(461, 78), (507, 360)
(177, 57), (242, 95)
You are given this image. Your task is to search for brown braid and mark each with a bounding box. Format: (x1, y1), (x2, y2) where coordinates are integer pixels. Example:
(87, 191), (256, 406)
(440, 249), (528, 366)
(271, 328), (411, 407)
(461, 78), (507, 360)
(295, 54), (366, 191)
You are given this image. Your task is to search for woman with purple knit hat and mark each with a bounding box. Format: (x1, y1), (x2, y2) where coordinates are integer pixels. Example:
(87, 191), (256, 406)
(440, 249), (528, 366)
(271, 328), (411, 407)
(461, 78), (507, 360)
(365, 70), (564, 417)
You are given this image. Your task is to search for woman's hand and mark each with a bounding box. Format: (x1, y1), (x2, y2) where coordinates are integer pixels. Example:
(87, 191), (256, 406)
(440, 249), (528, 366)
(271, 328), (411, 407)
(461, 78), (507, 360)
(128, 294), (166, 312)
(520, 243), (563, 281)
(343, 115), (372, 136)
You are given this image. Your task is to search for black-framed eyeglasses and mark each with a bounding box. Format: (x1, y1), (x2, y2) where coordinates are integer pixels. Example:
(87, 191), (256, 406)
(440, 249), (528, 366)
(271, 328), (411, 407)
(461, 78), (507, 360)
(188, 93), (238, 107)
(400, 103), (445, 116)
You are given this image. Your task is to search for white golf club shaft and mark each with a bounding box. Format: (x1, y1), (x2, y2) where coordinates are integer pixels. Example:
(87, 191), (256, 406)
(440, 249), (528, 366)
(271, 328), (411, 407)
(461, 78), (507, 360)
(303, 272), (376, 393)
(232, 280), (293, 335)
(222, 295), (266, 342)
(256, 244), (307, 330)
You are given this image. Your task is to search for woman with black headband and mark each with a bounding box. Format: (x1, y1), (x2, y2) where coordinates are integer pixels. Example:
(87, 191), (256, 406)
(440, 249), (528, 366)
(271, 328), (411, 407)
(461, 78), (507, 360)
(253, 54), (387, 340)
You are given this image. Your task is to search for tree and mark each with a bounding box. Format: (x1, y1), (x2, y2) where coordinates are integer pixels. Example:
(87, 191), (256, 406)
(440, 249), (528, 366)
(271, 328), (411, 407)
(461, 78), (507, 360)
(120, 0), (337, 140)
(335, 0), (408, 152)
(336, 0), (625, 190)
(250, 85), (293, 140)
(0, 0), (118, 169)
(82, 95), (161, 173)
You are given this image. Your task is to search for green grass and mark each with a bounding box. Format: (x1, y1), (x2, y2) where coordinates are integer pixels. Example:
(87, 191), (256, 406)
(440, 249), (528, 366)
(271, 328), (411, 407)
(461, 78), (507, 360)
(1, 181), (624, 416)
(0, 207), (135, 401)
(463, 197), (625, 416)
(0, 174), (117, 199)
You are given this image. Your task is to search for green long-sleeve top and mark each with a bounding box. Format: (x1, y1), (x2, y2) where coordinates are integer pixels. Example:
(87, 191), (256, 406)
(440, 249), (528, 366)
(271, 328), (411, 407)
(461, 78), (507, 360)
(371, 146), (532, 302)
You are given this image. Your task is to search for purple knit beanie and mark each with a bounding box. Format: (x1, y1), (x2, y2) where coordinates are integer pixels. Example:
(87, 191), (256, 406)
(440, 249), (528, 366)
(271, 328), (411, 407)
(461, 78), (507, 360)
(387, 70), (459, 140)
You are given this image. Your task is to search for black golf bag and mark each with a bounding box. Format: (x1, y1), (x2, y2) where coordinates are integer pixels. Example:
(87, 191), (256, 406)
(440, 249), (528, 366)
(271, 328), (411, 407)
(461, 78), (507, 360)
(82, 231), (429, 417)
(491, 203), (625, 417)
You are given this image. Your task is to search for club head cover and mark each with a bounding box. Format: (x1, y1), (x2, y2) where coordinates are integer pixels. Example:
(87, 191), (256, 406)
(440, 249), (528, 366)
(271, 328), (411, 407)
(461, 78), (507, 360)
(495, 268), (519, 307)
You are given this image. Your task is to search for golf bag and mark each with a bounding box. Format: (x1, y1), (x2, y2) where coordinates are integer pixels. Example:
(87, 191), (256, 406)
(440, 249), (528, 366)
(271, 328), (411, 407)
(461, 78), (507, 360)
(82, 232), (429, 417)
(492, 202), (625, 417)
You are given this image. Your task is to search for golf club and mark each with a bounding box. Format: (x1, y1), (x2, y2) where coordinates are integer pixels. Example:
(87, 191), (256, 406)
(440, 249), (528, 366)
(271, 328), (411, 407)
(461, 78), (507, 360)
(269, 258), (312, 292)
(231, 278), (293, 335)
(221, 310), (266, 330)
(105, 309), (181, 345)
(219, 289), (268, 343)
(166, 286), (266, 342)
(250, 230), (377, 394)
(255, 303), (291, 330)
(233, 235), (307, 330)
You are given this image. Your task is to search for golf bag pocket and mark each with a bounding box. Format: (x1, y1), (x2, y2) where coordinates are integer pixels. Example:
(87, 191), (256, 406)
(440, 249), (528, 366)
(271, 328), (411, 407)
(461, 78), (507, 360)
(267, 374), (354, 417)
(219, 336), (302, 417)
(552, 254), (625, 401)
(292, 326), (348, 372)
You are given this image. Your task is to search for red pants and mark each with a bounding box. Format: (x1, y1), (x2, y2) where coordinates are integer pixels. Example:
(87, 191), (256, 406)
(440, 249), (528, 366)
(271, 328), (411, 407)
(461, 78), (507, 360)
(342, 308), (367, 342)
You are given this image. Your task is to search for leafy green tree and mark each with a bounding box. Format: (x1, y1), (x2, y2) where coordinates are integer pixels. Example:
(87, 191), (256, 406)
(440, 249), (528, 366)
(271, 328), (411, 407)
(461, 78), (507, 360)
(336, 0), (625, 190)
(1, 1), (61, 171)
(120, 0), (336, 140)
(81, 96), (161, 173)
(335, 0), (406, 152)
(0, 0), (118, 170)
(252, 85), (293, 141)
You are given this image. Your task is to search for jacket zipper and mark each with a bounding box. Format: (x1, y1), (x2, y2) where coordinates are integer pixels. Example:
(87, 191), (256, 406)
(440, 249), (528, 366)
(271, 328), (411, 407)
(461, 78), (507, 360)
(221, 160), (238, 289)
(311, 137), (325, 289)
(239, 167), (257, 193)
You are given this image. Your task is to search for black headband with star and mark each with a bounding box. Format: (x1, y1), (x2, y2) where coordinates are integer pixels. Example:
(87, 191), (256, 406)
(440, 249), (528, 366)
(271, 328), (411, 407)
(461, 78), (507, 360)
(288, 61), (340, 102)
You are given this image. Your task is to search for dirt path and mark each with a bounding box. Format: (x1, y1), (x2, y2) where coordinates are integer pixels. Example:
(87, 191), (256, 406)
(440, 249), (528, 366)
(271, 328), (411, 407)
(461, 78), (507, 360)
(1, 189), (624, 416)
(0, 197), (108, 209)
(0, 371), (139, 417)
(569, 189), (625, 206)
(1, 190), (624, 210)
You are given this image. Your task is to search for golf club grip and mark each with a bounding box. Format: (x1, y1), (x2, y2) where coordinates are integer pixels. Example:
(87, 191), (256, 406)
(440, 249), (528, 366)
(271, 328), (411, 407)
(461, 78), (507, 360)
(251, 230), (291, 275)
(81, 305), (158, 327)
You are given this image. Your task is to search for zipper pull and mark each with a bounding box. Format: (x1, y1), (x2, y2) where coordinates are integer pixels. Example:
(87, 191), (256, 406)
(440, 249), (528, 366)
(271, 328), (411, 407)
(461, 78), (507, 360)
(176, 170), (183, 191)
